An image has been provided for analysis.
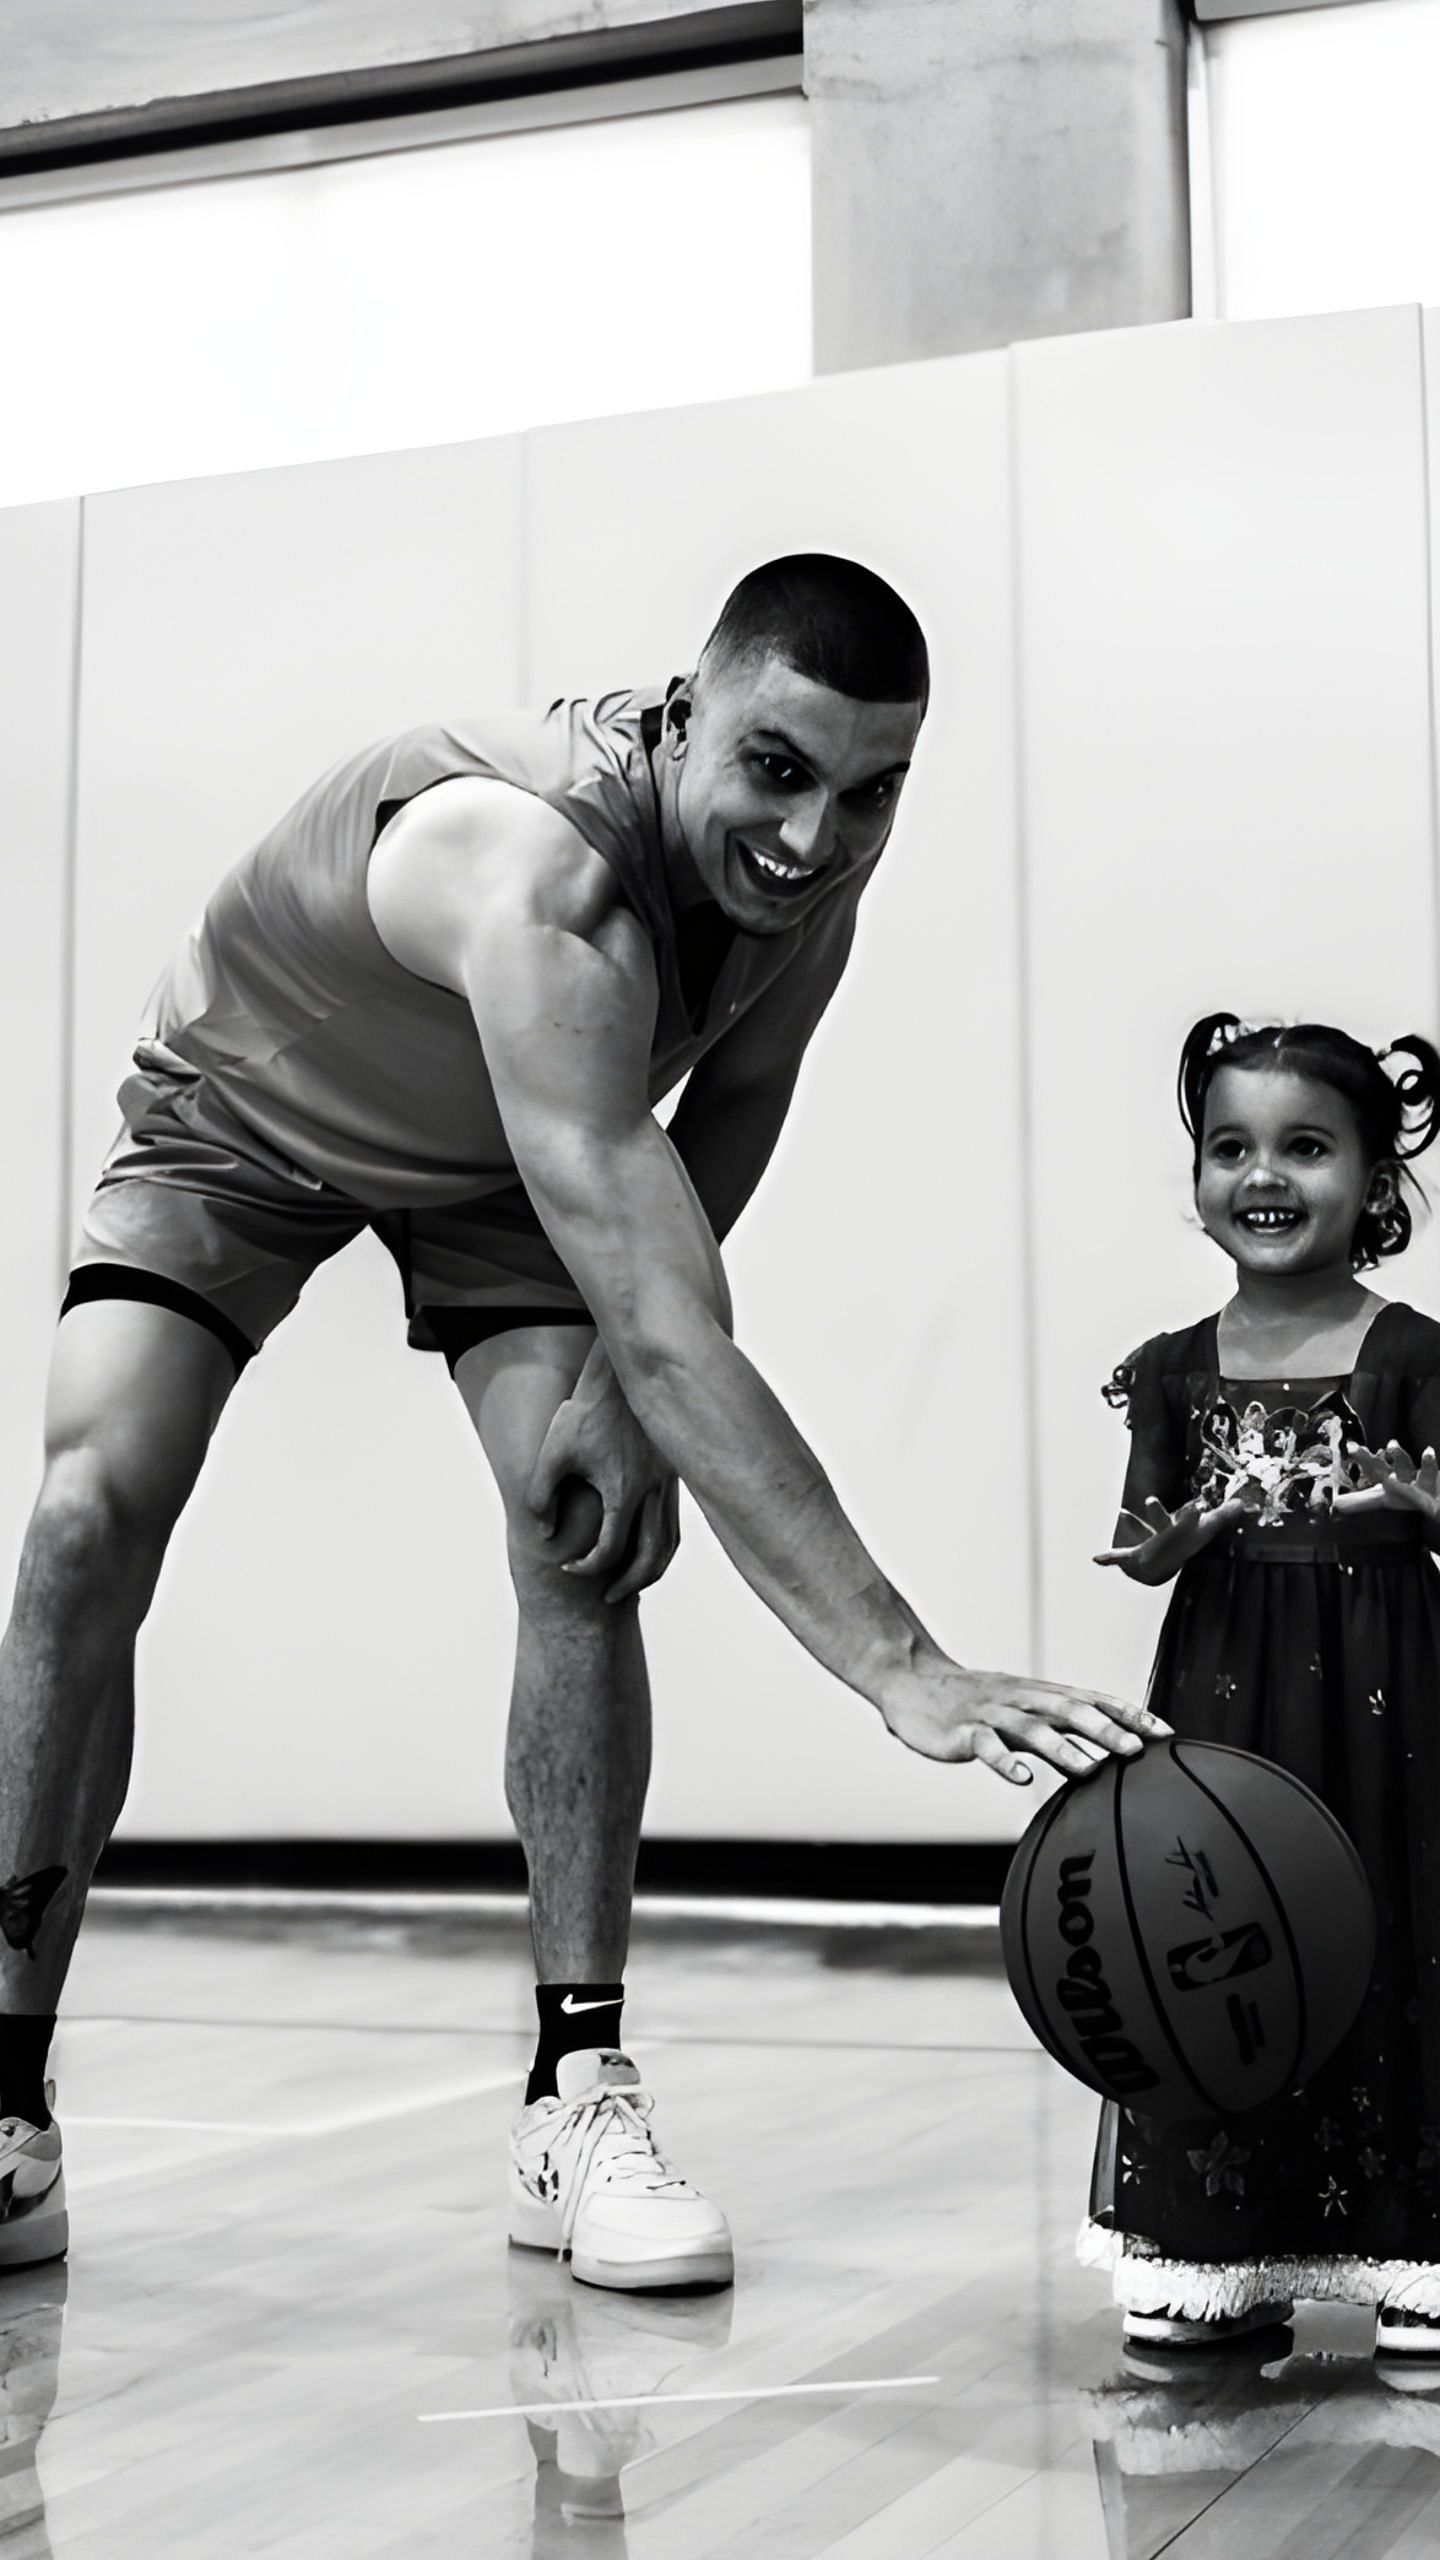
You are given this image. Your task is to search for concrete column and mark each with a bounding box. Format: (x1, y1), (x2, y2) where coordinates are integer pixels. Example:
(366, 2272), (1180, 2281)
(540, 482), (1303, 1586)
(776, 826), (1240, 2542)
(807, 0), (1191, 368)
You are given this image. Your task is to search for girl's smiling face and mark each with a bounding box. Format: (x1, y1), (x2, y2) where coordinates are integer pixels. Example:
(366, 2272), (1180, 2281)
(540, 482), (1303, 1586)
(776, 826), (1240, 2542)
(1196, 1063), (1397, 1277)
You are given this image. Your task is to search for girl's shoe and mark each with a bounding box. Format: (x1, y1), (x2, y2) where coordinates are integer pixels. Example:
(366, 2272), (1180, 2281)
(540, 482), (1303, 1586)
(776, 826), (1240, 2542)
(1123, 2299), (1293, 2349)
(1376, 2304), (1440, 2360)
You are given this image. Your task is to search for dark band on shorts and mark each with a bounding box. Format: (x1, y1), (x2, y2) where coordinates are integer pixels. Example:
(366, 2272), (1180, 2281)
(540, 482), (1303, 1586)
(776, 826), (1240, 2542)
(60, 1266), (259, 1376)
(410, 1303), (593, 1377)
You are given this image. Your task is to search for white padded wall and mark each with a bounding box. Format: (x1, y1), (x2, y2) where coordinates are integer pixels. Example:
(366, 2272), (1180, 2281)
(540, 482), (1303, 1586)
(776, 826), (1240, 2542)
(0, 503), (77, 1576)
(527, 358), (1033, 1843)
(74, 444), (526, 1836)
(58, 308), (1440, 1844)
(1016, 307), (1439, 1708)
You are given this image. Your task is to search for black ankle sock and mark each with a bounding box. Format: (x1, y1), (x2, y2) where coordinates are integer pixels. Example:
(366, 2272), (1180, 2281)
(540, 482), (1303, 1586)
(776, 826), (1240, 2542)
(0, 2017), (55, 2128)
(525, 1982), (625, 2106)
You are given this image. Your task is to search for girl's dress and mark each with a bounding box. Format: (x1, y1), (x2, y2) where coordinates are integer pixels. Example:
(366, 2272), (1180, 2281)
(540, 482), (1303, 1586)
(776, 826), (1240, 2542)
(1081, 1297), (1440, 2318)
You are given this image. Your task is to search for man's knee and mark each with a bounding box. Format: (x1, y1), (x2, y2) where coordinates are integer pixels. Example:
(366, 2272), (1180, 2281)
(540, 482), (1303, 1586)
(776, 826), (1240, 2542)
(22, 1447), (179, 1613)
(504, 1476), (610, 1600)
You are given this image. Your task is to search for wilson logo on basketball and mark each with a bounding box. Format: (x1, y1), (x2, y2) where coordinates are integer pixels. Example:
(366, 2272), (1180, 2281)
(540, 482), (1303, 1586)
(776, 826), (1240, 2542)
(1053, 1853), (1159, 2097)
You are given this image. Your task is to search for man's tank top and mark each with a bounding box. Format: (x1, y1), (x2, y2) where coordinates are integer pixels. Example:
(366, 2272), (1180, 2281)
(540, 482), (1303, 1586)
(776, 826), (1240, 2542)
(125, 690), (848, 1209)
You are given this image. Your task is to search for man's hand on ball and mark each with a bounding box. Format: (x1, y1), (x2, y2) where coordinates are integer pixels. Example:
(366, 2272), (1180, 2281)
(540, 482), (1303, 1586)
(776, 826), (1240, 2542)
(1336, 1440), (1440, 1523)
(1093, 1491), (1250, 1584)
(879, 1666), (1170, 1787)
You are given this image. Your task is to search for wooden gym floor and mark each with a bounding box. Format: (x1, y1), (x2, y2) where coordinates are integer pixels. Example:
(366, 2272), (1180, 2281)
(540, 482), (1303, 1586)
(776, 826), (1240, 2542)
(0, 1895), (1433, 2557)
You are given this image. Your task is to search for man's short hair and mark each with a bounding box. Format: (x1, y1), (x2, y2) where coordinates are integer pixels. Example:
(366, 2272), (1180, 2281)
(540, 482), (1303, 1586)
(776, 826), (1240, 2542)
(699, 554), (929, 710)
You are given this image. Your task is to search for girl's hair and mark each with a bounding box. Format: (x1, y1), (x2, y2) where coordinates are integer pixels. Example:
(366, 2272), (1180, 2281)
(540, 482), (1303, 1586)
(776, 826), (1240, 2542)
(1177, 1012), (1440, 1269)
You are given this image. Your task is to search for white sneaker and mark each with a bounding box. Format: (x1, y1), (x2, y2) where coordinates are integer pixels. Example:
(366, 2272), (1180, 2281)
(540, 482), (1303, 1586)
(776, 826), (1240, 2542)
(1123, 2299), (1292, 2349)
(509, 2050), (734, 2293)
(0, 2088), (65, 2273)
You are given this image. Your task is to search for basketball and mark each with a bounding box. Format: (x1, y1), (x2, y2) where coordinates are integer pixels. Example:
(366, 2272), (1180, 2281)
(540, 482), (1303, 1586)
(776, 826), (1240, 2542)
(1000, 1738), (1377, 2123)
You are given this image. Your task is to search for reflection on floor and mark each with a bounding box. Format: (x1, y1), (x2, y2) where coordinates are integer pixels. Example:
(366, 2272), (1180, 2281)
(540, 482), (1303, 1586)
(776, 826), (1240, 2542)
(0, 1897), (1426, 2555)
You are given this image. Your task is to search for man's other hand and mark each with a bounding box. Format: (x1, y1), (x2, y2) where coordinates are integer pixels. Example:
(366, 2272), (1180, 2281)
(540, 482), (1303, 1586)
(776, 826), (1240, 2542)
(527, 1350), (681, 1603)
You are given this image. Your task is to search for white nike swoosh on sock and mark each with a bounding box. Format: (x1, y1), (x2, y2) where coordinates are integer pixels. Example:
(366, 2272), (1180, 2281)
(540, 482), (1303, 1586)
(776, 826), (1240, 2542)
(559, 1994), (622, 2015)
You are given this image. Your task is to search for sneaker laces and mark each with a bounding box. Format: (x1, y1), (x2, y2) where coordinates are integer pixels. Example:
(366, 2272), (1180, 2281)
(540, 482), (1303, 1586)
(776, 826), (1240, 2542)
(552, 2087), (691, 2252)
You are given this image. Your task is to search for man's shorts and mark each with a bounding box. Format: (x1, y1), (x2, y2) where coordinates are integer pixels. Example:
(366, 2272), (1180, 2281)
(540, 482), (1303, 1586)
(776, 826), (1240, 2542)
(63, 1064), (592, 1379)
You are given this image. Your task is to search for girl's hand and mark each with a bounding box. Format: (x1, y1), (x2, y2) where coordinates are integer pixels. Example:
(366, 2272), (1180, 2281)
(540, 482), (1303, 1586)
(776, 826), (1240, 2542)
(1335, 1440), (1440, 1524)
(1094, 1491), (1251, 1586)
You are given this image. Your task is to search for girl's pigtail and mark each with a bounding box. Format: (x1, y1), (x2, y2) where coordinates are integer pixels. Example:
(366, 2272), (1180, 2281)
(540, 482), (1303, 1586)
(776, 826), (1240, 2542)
(1177, 1012), (1244, 1152)
(1381, 1035), (1440, 1162)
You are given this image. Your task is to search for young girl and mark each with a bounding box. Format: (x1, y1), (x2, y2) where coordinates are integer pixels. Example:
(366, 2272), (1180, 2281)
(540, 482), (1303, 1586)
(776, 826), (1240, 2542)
(1081, 1012), (1440, 2358)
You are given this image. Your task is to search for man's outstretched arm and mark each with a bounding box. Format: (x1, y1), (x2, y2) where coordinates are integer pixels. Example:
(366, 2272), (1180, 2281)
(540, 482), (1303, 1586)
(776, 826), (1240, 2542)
(457, 872), (1159, 1784)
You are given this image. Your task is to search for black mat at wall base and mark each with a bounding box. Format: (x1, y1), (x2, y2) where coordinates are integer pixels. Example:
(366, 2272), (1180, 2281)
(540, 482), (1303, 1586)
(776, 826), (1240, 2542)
(95, 1838), (1014, 1905)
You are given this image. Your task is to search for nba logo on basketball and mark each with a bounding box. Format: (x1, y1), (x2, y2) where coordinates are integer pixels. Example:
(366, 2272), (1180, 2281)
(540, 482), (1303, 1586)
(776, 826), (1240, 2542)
(1165, 1919), (1272, 1992)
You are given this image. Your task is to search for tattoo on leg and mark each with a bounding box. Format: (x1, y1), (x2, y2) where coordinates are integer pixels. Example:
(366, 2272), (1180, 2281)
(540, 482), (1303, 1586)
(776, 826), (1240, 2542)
(0, 1868), (67, 1959)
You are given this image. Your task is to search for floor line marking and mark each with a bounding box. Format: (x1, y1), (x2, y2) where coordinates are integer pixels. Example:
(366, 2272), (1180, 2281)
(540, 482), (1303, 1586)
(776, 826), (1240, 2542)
(87, 1886), (1001, 1931)
(62, 2015), (1029, 2058)
(67, 2114), (304, 2135)
(64, 2068), (521, 2141)
(419, 2375), (942, 2424)
(60, 2020), (1038, 2072)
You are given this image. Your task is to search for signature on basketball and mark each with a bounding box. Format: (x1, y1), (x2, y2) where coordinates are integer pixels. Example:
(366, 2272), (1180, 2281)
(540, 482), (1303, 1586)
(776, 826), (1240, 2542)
(1167, 1836), (1220, 1921)
(1164, 1834), (1273, 2067)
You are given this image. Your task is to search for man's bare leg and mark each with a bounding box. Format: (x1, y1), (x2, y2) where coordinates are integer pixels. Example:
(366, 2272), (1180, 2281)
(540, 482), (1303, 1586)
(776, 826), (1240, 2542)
(0, 1302), (237, 2017)
(456, 1321), (732, 2289)
(453, 1324), (651, 1984)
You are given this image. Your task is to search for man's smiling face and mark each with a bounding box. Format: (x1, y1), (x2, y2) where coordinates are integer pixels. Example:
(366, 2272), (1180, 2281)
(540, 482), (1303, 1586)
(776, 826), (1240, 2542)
(665, 650), (924, 936)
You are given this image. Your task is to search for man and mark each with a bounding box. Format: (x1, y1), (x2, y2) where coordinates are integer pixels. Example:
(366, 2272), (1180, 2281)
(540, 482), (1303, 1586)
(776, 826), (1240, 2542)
(0, 555), (1157, 2289)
